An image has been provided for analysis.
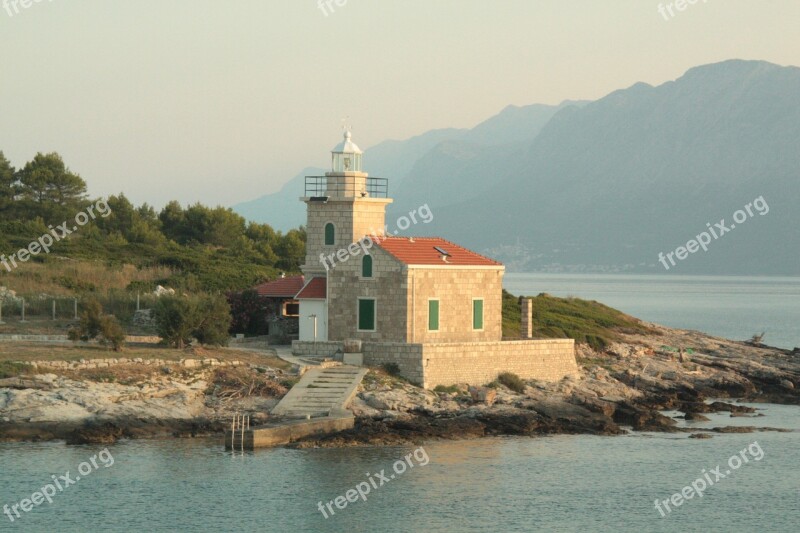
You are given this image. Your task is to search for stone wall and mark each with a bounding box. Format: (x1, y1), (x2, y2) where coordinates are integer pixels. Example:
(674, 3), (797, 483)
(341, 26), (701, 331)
(302, 196), (391, 277)
(18, 357), (245, 371)
(291, 340), (343, 357)
(295, 338), (577, 391)
(327, 247), (408, 342)
(0, 334), (161, 344)
(419, 339), (577, 389)
(406, 267), (504, 343)
(362, 342), (425, 385)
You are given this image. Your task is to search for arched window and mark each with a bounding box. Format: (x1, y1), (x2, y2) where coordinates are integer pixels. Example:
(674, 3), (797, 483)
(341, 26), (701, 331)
(362, 255), (373, 278)
(324, 223), (335, 245)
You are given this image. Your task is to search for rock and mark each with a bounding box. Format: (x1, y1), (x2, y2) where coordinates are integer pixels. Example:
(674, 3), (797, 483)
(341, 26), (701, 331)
(689, 433), (713, 439)
(613, 401), (678, 431)
(684, 412), (711, 422)
(711, 426), (755, 433)
(468, 386), (497, 406)
(780, 379), (794, 390)
(182, 359), (200, 368)
(132, 309), (156, 328)
(66, 422), (123, 445)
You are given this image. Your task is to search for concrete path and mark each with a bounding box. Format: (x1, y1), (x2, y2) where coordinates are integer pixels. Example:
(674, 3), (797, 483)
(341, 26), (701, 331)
(271, 365), (368, 418)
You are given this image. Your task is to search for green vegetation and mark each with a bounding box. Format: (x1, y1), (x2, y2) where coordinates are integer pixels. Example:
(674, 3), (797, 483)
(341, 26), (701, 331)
(0, 361), (28, 379)
(381, 362), (401, 377)
(502, 290), (656, 351)
(67, 298), (126, 351)
(497, 371), (526, 393)
(0, 151), (305, 296)
(433, 384), (460, 394)
(153, 294), (232, 348)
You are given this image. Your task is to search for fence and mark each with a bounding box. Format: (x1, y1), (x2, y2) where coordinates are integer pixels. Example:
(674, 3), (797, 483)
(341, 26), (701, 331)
(0, 292), (161, 324)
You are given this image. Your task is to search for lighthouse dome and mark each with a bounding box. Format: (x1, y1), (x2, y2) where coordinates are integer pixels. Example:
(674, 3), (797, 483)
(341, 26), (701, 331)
(332, 130), (363, 155)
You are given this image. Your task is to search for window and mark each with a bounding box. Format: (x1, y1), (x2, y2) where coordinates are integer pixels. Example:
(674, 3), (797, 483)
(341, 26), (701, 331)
(362, 255), (373, 278)
(324, 223), (335, 245)
(473, 299), (484, 330)
(428, 300), (439, 331)
(358, 298), (376, 331)
(282, 301), (300, 317)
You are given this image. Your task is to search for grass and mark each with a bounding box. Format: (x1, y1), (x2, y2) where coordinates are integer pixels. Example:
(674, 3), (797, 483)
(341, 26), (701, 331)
(0, 341), (292, 369)
(0, 260), (173, 298)
(0, 361), (29, 379)
(502, 290), (657, 351)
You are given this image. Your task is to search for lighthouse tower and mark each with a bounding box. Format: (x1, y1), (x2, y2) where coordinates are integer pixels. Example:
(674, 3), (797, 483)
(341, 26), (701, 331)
(300, 130), (392, 277)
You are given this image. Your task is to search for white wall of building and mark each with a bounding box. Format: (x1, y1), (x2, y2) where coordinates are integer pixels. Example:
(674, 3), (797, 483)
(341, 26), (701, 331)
(298, 300), (327, 341)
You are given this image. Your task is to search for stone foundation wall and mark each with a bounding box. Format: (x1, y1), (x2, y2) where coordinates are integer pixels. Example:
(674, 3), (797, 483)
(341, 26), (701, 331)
(419, 339), (577, 389)
(360, 339), (577, 389)
(362, 342), (425, 385)
(291, 340), (343, 357)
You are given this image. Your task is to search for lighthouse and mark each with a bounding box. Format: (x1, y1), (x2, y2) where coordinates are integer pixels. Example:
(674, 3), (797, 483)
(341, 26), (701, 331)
(300, 130), (392, 278)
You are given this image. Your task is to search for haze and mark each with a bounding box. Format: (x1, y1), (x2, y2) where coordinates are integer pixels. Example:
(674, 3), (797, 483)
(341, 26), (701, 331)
(1, 0), (798, 208)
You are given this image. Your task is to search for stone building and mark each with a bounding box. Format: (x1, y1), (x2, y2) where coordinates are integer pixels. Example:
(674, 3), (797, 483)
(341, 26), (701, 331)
(291, 131), (577, 388)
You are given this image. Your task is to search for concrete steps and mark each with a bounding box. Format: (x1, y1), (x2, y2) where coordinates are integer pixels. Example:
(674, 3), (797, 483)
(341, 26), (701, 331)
(271, 365), (367, 419)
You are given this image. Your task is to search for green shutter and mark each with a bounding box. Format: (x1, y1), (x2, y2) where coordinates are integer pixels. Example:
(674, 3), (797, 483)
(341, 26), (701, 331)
(324, 223), (335, 245)
(362, 255), (373, 277)
(358, 299), (375, 331)
(473, 299), (483, 330)
(428, 300), (439, 331)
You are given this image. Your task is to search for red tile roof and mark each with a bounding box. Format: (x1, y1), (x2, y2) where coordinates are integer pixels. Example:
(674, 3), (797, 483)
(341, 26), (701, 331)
(296, 277), (327, 299)
(254, 275), (305, 298)
(375, 237), (503, 267)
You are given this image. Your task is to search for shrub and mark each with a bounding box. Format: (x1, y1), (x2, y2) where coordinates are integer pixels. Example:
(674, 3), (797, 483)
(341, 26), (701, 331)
(154, 294), (232, 348)
(193, 295), (232, 347)
(99, 315), (126, 352)
(68, 298), (126, 351)
(382, 362), (401, 377)
(498, 372), (526, 393)
(154, 296), (198, 348)
(433, 384), (460, 394)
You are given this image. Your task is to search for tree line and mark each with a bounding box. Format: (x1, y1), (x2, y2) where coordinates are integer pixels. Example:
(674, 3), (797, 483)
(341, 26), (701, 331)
(0, 151), (306, 291)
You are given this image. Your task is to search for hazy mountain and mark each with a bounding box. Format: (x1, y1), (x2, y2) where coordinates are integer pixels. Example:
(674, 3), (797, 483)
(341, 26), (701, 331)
(403, 60), (800, 275)
(233, 129), (464, 231)
(235, 60), (799, 275)
(233, 102), (576, 231)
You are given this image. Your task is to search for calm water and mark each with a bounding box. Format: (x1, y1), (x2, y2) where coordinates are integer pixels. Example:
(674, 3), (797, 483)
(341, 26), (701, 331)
(504, 273), (800, 349)
(0, 404), (798, 532)
(2, 274), (799, 532)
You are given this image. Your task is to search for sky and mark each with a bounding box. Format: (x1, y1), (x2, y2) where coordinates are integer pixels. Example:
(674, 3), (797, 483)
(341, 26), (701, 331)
(1, 0), (798, 209)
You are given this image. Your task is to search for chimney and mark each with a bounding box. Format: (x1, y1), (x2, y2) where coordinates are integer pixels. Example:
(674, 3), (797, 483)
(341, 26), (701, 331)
(521, 298), (533, 339)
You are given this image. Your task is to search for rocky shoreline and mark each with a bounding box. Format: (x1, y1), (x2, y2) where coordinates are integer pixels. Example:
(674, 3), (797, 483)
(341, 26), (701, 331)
(1, 323), (798, 446)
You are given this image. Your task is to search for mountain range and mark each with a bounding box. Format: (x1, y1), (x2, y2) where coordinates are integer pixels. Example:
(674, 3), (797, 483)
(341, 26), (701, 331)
(234, 60), (800, 275)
